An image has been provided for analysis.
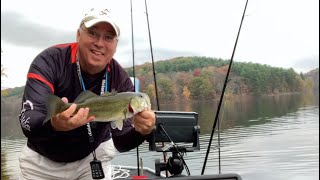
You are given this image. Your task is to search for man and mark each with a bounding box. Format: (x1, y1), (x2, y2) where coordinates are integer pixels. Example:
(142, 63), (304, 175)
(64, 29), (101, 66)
(18, 8), (155, 180)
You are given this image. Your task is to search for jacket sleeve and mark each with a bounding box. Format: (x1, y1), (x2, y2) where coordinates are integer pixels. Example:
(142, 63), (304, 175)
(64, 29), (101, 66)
(19, 49), (59, 138)
(111, 118), (151, 152)
(110, 68), (151, 152)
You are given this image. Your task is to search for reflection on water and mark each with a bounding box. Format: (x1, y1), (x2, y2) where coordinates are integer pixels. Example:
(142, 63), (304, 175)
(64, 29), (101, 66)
(163, 93), (318, 134)
(1, 94), (319, 180)
(1, 138), (26, 180)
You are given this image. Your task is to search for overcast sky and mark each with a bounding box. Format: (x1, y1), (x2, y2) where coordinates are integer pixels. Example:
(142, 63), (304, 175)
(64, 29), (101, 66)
(1, 0), (319, 88)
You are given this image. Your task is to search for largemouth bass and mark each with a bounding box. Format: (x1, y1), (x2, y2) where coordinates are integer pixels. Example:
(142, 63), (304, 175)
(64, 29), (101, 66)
(44, 90), (151, 130)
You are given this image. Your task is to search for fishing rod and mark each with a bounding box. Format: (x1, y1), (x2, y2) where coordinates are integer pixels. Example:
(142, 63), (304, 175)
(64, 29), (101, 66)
(144, 0), (168, 177)
(201, 0), (249, 175)
(130, 0), (135, 85)
(129, 0), (141, 176)
(144, 0), (160, 111)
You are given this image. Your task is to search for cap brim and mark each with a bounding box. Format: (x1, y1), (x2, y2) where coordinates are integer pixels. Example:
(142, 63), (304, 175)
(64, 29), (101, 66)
(84, 18), (119, 37)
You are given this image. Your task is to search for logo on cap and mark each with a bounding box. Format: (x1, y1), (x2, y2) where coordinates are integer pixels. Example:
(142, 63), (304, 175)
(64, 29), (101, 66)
(99, 9), (109, 15)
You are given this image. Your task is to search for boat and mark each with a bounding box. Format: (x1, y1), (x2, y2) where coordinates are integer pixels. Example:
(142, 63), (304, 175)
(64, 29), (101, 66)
(108, 111), (243, 179)
(112, 165), (243, 179)
(110, 0), (249, 179)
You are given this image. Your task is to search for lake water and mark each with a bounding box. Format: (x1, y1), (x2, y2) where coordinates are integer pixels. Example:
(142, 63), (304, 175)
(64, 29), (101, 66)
(1, 94), (319, 180)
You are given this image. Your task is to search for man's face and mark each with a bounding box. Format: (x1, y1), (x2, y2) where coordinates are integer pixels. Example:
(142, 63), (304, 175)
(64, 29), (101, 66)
(77, 22), (118, 73)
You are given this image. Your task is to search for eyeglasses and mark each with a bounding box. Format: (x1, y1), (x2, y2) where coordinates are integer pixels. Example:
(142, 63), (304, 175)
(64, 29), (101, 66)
(80, 27), (116, 43)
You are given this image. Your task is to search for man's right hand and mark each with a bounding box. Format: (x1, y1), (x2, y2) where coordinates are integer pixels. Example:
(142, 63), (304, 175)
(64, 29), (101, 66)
(50, 97), (95, 131)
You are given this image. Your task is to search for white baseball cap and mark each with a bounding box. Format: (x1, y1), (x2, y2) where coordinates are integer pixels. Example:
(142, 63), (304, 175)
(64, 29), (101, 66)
(80, 8), (120, 37)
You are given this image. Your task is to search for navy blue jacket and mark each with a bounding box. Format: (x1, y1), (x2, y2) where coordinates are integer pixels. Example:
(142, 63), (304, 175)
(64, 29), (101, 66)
(19, 42), (146, 162)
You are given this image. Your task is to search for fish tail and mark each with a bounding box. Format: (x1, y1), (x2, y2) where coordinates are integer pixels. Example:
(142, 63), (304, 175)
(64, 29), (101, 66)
(44, 94), (69, 124)
(111, 120), (124, 130)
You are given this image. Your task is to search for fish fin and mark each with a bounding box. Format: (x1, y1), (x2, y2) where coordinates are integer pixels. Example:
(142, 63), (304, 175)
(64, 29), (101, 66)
(44, 94), (69, 124)
(101, 90), (118, 97)
(111, 121), (117, 129)
(110, 89), (118, 94)
(93, 118), (107, 122)
(123, 108), (128, 117)
(111, 120), (123, 130)
(101, 92), (115, 97)
(74, 90), (98, 103)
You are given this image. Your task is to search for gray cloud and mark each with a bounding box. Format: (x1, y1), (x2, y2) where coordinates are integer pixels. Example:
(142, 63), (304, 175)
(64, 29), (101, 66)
(1, 10), (189, 63)
(3, 10), (317, 74)
(1, 11), (75, 48)
(115, 44), (200, 68)
(291, 55), (319, 73)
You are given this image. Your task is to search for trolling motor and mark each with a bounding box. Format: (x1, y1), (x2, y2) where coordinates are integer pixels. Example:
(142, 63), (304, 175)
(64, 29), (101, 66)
(148, 111), (200, 177)
(155, 151), (184, 176)
(154, 146), (191, 176)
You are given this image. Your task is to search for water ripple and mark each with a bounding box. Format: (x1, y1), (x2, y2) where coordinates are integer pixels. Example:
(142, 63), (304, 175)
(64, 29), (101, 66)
(1, 106), (318, 179)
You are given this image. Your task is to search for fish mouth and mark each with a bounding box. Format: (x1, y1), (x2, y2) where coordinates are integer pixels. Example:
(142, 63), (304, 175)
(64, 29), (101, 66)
(128, 101), (149, 114)
(141, 100), (150, 110)
(128, 103), (134, 113)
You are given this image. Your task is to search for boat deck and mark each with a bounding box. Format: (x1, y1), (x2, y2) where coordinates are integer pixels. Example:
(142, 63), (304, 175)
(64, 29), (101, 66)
(112, 166), (242, 179)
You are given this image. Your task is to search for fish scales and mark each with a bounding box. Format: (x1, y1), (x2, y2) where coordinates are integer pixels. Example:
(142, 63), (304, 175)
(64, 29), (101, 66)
(44, 91), (151, 130)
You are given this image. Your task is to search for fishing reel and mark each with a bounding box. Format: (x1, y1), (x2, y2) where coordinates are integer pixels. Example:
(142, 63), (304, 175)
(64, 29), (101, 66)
(155, 151), (184, 176)
(148, 111), (200, 177)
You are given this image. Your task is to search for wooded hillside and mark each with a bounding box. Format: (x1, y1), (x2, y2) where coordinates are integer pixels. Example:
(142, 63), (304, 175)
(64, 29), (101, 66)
(125, 56), (317, 103)
(1, 56), (318, 137)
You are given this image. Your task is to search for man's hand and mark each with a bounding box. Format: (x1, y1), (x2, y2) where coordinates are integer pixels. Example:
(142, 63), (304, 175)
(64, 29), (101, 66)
(133, 110), (156, 135)
(50, 97), (95, 131)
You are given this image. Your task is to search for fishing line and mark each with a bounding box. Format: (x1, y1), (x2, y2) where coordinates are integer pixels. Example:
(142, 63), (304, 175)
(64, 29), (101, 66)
(144, 0), (168, 177)
(201, 0), (249, 175)
(111, 165), (130, 179)
(129, 0), (141, 176)
(130, 0), (136, 92)
(144, 0), (160, 111)
(158, 124), (191, 176)
(218, 100), (225, 174)
(216, 86), (231, 173)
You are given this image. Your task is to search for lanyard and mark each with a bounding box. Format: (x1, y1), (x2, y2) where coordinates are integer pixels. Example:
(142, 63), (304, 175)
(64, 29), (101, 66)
(76, 60), (108, 95)
(76, 56), (109, 144)
(76, 56), (109, 178)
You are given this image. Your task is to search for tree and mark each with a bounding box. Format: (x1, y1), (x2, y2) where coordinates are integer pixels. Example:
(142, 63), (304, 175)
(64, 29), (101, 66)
(157, 77), (174, 101)
(1, 49), (9, 96)
(182, 86), (191, 100)
(190, 77), (213, 99)
(1, 65), (7, 82)
(1, 65), (9, 96)
(1, 49), (7, 84)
